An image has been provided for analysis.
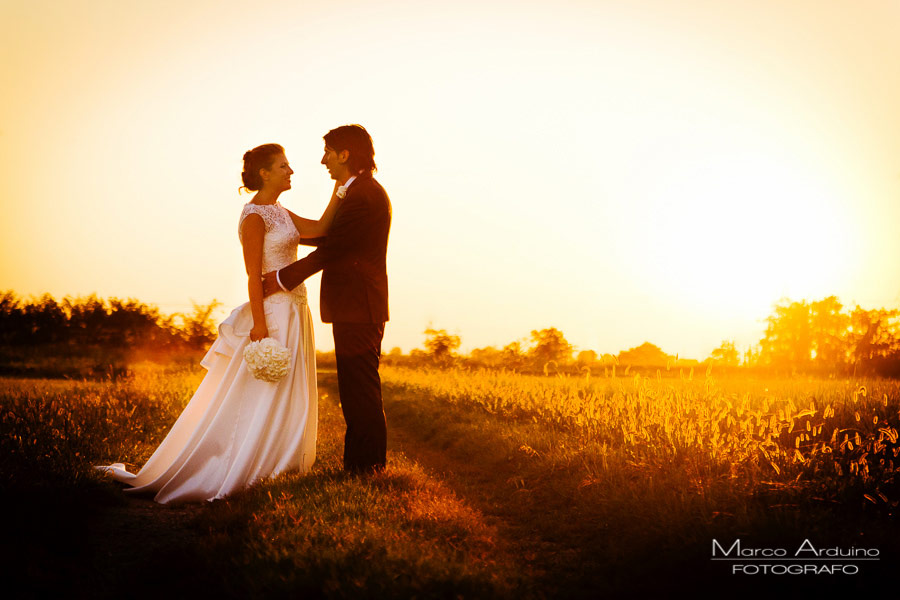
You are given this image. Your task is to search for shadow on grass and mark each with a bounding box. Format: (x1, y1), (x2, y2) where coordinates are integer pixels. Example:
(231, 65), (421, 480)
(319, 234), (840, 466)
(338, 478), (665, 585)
(2, 371), (527, 599)
(190, 460), (526, 599)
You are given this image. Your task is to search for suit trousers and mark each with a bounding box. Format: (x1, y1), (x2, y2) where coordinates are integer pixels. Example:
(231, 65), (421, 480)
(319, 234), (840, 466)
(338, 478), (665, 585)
(332, 322), (386, 473)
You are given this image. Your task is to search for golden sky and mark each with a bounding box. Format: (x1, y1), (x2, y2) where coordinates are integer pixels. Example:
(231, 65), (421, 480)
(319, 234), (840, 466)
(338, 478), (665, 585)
(2, 0), (899, 358)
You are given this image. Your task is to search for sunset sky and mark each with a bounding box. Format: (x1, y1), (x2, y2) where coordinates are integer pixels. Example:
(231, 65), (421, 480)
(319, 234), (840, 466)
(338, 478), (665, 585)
(2, 0), (899, 359)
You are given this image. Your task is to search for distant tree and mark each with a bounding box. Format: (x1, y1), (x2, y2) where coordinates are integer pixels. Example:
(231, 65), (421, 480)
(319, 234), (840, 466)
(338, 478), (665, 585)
(106, 298), (167, 346)
(617, 342), (671, 367)
(598, 353), (618, 367)
(0, 291), (18, 313)
(743, 345), (761, 367)
(381, 346), (405, 367)
(848, 307), (900, 376)
(0, 291), (22, 343)
(810, 296), (850, 373)
(759, 299), (814, 371)
(576, 349), (597, 367)
(528, 328), (573, 369)
(708, 340), (740, 367)
(0, 291), (220, 352)
(755, 297), (900, 376)
(501, 341), (527, 371)
(21, 294), (67, 343)
(409, 348), (428, 365)
(469, 346), (504, 369)
(178, 300), (222, 348)
(423, 327), (460, 365)
(64, 295), (109, 344)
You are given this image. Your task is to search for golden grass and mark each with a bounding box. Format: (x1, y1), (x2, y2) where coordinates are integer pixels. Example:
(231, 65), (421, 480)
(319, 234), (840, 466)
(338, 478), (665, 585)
(382, 367), (900, 506)
(3, 361), (899, 597)
(0, 368), (526, 598)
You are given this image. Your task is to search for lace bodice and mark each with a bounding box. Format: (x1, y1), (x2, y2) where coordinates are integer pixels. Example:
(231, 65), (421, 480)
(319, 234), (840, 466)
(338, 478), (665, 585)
(239, 202), (307, 303)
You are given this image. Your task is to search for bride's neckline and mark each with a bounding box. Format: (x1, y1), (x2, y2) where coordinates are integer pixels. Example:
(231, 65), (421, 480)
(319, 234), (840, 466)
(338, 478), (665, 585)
(248, 200), (280, 207)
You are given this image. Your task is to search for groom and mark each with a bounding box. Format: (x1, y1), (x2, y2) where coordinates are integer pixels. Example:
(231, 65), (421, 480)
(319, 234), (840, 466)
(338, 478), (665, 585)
(263, 124), (391, 474)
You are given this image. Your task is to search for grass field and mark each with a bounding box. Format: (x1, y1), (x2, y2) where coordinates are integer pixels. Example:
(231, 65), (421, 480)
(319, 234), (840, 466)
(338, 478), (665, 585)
(2, 362), (898, 598)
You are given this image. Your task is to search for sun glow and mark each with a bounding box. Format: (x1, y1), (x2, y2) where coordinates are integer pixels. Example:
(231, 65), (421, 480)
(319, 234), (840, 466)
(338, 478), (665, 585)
(1, 0), (898, 359)
(634, 149), (858, 319)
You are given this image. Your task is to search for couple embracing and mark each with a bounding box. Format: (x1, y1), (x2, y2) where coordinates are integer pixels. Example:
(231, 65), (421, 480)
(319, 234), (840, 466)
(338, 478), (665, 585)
(99, 125), (391, 504)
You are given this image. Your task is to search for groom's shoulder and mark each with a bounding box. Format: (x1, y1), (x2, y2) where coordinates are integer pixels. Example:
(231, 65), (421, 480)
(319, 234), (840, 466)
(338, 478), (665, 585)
(354, 175), (390, 203)
(369, 177), (389, 199)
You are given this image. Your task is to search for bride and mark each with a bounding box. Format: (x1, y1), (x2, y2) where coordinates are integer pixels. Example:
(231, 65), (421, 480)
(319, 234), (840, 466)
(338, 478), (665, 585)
(97, 143), (340, 504)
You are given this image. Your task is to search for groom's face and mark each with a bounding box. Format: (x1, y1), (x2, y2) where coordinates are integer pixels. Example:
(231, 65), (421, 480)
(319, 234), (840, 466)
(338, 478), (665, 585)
(321, 145), (349, 182)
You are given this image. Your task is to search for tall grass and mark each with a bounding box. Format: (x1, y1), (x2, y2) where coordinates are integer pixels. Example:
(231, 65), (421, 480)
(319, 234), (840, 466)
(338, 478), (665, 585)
(4, 361), (899, 597)
(0, 363), (201, 493)
(1, 367), (524, 599)
(378, 367), (900, 596)
(381, 367), (900, 506)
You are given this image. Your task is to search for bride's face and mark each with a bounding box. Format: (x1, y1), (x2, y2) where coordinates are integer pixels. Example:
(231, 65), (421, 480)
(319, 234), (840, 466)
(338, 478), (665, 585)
(262, 154), (293, 192)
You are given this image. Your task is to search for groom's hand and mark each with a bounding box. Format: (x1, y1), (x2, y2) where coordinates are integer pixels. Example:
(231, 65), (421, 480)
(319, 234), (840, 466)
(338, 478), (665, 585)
(261, 271), (281, 297)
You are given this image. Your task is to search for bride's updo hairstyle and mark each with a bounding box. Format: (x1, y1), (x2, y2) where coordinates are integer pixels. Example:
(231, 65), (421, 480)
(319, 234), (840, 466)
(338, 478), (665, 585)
(240, 143), (285, 192)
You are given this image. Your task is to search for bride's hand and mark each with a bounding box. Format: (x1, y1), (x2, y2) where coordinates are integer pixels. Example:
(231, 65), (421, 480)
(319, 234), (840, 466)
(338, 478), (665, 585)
(250, 323), (269, 342)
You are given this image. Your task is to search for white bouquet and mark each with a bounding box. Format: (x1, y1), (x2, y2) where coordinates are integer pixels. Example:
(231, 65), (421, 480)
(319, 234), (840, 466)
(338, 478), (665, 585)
(243, 337), (291, 382)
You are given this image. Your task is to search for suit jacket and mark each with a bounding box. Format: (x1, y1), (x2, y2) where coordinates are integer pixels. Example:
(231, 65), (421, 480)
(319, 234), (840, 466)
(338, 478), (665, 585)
(279, 172), (391, 324)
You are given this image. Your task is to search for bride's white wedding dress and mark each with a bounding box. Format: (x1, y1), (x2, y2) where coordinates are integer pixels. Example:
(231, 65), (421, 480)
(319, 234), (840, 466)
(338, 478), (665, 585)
(97, 201), (317, 504)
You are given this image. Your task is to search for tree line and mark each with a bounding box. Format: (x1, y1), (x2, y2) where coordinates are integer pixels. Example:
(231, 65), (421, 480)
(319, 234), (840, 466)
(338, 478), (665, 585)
(756, 296), (900, 377)
(390, 297), (900, 378)
(0, 291), (220, 351)
(4, 291), (898, 378)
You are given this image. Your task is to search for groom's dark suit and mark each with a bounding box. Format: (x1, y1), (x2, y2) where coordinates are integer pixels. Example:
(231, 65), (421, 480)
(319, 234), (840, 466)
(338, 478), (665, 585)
(278, 172), (391, 472)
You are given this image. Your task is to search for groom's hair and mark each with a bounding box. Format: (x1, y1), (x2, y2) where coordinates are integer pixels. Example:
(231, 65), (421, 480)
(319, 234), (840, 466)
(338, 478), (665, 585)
(324, 125), (376, 174)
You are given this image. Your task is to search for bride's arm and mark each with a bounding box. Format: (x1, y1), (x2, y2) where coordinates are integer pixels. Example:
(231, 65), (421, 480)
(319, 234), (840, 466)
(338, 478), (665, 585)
(240, 213), (268, 341)
(286, 182), (342, 238)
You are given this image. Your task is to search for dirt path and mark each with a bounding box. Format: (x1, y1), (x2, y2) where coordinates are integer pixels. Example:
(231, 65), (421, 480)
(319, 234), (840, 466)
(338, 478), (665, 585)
(71, 377), (530, 597)
(61, 375), (566, 598)
(47, 373), (895, 599)
(385, 418), (559, 580)
(377, 384), (593, 598)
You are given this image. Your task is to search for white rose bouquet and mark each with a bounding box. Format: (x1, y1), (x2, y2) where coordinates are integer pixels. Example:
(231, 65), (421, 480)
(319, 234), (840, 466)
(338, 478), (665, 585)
(243, 337), (291, 383)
